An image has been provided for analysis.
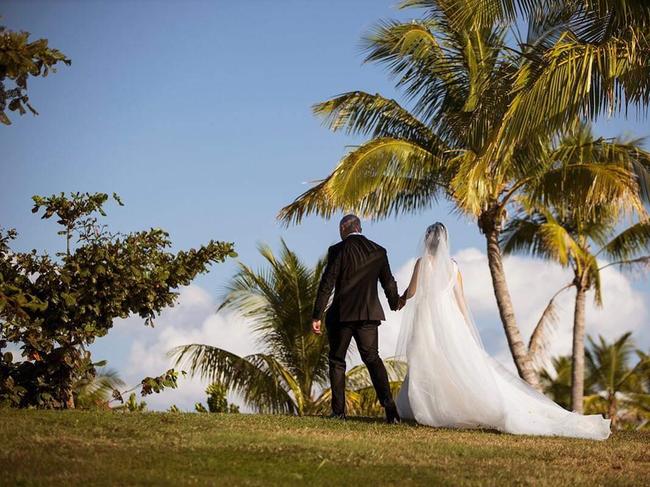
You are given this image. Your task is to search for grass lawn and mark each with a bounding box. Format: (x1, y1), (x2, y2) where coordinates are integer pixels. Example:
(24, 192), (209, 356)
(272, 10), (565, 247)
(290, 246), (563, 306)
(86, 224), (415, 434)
(0, 410), (648, 486)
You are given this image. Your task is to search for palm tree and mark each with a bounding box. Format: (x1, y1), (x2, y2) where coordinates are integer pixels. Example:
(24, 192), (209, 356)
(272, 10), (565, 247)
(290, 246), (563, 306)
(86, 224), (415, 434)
(539, 333), (650, 428)
(585, 333), (650, 429)
(171, 241), (406, 415)
(502, 141), (650, 412)
(278, 1), (650, 388)
(171, 241), (327, 414)
(313, 361), (407, 417)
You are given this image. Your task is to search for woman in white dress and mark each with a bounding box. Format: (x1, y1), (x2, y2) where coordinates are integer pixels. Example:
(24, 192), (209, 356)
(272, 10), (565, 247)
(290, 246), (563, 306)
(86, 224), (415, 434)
(396, 223), (611, 440)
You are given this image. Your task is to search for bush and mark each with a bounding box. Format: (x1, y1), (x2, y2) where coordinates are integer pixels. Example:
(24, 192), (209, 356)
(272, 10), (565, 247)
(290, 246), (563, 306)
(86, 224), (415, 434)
(0, 192), (235, 408)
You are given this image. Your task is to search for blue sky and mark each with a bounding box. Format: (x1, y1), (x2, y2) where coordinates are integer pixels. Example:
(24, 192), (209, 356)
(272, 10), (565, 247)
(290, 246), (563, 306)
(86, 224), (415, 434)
(2, 1), (649, 410)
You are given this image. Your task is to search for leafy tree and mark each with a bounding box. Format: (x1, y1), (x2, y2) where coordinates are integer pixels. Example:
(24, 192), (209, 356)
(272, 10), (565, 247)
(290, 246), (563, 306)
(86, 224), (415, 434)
(171, 241), (405, 415)
(0, 25), (70, 125)
(0, 192), (236, 409)
(278, 1), (650, 388)
(193, 383), (240, 413)
(167, 404), (181, 413)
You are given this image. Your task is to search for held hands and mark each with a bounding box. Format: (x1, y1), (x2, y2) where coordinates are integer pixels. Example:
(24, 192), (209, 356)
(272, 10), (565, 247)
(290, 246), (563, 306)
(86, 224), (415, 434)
(312, 319), (322, 335)
(397, 294), (407, 311)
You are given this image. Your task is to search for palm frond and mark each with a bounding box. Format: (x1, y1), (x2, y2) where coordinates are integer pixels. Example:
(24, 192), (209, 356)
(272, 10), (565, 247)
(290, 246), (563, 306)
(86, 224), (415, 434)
(539, 355), (573, 409)
(583, 252), (603, 305)
(586, 332), (636, 393)
(350, 381), (405, 417)
(311, 387), (362, 416)
(362, 18), (462, 109)
(278, 137), (448, 225)
(601, 220), (650, 261)
(501, 215), (547, 257)
(548, 132), (650, 208)
(450, 0), (650, 32)
(538, 218), (585, 266)
(528, 283), (573, 368)
(313, 91), (438, 148)
(437, 0), (535, 26)
(495, 31), (650, 160)
(74, 368), (125, 409)
(500, 212), (584, 266)
(526, 163), (642, 217)
(169, 344), (296, 414)
(344, 358), (407, 391)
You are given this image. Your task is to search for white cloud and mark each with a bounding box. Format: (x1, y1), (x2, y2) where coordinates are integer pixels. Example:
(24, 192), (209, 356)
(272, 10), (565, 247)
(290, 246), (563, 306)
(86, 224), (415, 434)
(93, 250), (648, 411)
(381, 248), (648, 373)
(103, 285), (258, 411)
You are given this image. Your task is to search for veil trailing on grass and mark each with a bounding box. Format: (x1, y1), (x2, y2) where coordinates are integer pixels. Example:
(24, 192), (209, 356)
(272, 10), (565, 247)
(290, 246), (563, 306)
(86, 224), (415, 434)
(395, 223), (611, 440)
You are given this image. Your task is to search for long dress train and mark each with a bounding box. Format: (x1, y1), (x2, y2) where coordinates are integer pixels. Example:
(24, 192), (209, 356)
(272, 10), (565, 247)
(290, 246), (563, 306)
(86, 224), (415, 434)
(396, 227), (610, 440)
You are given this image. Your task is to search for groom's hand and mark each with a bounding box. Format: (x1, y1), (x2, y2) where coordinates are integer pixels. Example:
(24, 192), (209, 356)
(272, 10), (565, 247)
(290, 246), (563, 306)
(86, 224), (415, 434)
(312, 319), (322, 335)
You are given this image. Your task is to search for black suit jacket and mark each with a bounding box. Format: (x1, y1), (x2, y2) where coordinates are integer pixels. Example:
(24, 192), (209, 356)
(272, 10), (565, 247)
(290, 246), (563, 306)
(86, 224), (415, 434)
(312, 234), (399, 324)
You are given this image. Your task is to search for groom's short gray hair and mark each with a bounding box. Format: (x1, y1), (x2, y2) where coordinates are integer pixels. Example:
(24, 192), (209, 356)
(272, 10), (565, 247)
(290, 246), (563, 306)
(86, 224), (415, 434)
(340, 214), (361, 233)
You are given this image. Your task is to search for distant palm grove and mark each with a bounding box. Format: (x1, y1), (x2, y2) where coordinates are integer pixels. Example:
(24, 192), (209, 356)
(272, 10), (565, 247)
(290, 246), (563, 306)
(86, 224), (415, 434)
(1, 0), (650, 432)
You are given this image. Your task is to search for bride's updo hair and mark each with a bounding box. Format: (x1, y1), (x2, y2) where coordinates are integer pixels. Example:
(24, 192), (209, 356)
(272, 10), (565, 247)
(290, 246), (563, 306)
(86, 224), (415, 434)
(424, 222), (448, 254)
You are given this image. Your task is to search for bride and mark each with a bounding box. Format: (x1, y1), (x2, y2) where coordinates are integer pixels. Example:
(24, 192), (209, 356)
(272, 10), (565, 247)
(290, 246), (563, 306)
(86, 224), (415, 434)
(395, 222), (611, 440)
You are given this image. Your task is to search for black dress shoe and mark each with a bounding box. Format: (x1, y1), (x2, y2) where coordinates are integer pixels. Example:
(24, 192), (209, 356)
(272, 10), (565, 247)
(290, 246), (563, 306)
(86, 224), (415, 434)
(385, 402), (401, 424)
(328, 412), (347, 420)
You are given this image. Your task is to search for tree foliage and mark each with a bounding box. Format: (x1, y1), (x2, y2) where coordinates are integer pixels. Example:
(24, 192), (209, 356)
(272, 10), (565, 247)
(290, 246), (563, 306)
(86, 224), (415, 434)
(0, 25), (70, 125)
(0, 192), (236, 409)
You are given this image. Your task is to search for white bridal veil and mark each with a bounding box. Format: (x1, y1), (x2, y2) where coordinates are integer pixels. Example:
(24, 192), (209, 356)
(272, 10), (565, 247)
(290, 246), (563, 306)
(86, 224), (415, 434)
(395, 223), (611, 440)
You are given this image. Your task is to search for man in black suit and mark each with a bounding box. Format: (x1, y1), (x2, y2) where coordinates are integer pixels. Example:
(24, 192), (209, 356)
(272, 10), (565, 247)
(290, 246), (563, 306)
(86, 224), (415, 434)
(312, 214), (403, 423)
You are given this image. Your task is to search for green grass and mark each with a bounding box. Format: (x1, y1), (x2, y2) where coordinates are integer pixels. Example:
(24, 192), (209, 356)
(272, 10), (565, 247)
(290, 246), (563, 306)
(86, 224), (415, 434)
(0, 410), (648, 486)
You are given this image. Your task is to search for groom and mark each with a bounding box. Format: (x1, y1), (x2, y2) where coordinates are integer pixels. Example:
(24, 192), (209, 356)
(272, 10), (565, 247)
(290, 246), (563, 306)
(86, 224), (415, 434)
(312, 214), (402, 423)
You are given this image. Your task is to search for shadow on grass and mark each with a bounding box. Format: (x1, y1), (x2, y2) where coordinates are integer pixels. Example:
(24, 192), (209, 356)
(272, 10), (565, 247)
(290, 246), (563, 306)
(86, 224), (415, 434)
(317, 414), (504, 435)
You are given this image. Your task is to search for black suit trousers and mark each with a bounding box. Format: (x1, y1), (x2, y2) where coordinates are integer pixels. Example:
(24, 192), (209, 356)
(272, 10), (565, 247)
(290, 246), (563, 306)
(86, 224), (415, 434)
(326, 320), (394, 415)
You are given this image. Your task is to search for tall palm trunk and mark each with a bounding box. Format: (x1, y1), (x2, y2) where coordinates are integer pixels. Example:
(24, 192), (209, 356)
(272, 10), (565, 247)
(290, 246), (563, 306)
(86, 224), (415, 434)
(571, 281), (587, 413)
(484, 222), (540, 389)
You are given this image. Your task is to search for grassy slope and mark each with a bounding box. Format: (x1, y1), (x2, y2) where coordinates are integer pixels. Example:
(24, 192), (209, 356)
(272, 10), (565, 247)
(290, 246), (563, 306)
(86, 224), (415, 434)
(0, 410), (648, 486)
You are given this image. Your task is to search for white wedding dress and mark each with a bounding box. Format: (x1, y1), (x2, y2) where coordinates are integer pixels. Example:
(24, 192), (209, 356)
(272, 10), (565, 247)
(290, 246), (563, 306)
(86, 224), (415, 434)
(395, 224), (611, 440)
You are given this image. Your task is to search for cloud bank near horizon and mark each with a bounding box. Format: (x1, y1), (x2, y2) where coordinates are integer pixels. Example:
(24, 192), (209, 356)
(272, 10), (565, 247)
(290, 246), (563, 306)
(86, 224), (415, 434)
(100, 247), (648, 411)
